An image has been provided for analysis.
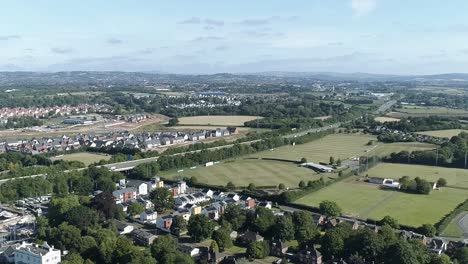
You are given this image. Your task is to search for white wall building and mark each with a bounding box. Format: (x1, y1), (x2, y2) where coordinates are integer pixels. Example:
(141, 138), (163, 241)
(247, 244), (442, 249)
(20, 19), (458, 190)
(13, 242), (61, 264)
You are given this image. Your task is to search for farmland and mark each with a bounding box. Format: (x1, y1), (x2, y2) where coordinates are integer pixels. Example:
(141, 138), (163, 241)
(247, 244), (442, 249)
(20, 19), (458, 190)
(387, 106), (468, 118)
(374, 116), (400, 123)
(416, 129), (468, 138)
(162, 158), (328, 188)
(177, 115), (261, 126)
(366, 163), (468, 188)
(51, 152), (111, 166)
(295, 177), (468, 227)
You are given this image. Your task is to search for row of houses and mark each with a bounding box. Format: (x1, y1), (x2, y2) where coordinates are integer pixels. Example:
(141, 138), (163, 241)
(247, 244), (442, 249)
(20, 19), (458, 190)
(0, 104), (109, 120)
(0, 127), (239, 154)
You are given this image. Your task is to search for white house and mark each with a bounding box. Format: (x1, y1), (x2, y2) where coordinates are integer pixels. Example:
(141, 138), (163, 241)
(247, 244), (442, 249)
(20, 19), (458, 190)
(125, 180), (149, 196)
(140, 210), (158, 224)
(156, 215), (173, 232)
(13, 242), (61, 264)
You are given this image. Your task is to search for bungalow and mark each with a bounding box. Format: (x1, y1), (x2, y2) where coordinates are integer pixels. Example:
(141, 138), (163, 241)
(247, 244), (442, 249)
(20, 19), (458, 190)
(131, 229), (157, 247)
(140, 210), (158, 224)
(113, 220), (134, 235)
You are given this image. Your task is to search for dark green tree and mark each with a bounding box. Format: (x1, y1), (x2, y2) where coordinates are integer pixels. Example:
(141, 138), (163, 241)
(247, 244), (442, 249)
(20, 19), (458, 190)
(319, 200), (342, 217)
(150, 187), (175, 212)
(187, 214), (215, 242)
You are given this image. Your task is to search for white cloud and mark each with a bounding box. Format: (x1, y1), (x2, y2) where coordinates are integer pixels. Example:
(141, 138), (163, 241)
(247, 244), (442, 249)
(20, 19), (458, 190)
(351, 0), (377, 16)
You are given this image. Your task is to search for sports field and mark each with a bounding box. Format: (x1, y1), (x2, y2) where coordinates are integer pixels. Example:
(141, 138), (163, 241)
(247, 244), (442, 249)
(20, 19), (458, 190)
(250, 134), (377, 163)
(162, 159), (329, 188)
(388, 106), (468, 118)
(295, 178), (468, 226)
(366, 163), (468, 188)
(177, 115), (261, 126)
(416, 129), (468, 138)
(51, 152), (111, 166)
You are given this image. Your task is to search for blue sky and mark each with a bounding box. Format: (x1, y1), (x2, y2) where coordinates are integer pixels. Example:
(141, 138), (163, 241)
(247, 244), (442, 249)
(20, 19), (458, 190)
(1, 0), (468, 74)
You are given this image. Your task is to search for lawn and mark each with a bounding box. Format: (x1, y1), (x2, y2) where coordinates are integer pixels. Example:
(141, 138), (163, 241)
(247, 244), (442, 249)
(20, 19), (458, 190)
(51, 152), (111, 166)
(177, 115), (262, 126)
(440, 211), (467, 238)
(372, 142), (436, 158)
(416, 129), (468, 138)
(295, 179), (468, 227)
(161, 158), (328, 188)
(250, 134), (377, 164)
(365, 163), (468, 188)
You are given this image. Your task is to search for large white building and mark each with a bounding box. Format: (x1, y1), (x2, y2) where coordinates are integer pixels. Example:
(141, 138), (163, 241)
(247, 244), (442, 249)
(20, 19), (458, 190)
(13, 242), (61, 264)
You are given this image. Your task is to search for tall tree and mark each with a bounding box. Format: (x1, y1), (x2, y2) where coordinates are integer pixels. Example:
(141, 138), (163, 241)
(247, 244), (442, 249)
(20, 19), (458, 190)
(150, 187), (175, 212)
(187, 214), (215, 242)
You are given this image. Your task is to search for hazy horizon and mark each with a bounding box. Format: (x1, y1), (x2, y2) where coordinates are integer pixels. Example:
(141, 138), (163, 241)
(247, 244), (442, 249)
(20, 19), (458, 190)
(2, 0), (468, 75)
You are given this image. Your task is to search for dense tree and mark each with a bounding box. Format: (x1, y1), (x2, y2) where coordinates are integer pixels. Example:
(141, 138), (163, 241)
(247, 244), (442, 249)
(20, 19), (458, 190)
(319, 200), (342, 217)
(150, 187), (175, 212)
(454, 247), (468, 264)
(417, 224), (436, 237)
(246, 241), (270, 259)
(170, 215), (187, 236)
(221, 204), (247, 230)
(226, 181), (236, 190)
(48, 195), (80, 225)
(273, 214), (295, 241)
(298, 180), (306, 188)
(187, 214), (215, 242)
(127, 202), (145, 216)
(65, 205), (99, 231)
(248, 183), (256, 191)
(253, 207), (276, 234)
(92, 192), (116, 219)
(380, 215), (400, 229)
(212, 228), (233, 251)
(292, 211), (318, 246)
(437, 178), (447, 187)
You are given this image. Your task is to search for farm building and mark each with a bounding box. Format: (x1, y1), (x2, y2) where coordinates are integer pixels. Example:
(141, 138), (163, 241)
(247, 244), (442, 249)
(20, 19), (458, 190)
(301, 162), (335, 173)
(367, 177), (400, 189)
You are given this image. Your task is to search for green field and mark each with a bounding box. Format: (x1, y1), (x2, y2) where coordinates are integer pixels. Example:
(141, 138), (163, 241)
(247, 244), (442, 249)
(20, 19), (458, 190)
(250, 134), (377, 163)
(51, 152), (111, 166)
(440, 211), (467, 238)
(295, 178), (468, 227)
(416, 129), (468, 138)
(177, 115), (261, 126)
(366, 163), (468, 188)
(372, 142), (436, 157)
(388, 106), (468, 118)
(162, 159), (329, 188)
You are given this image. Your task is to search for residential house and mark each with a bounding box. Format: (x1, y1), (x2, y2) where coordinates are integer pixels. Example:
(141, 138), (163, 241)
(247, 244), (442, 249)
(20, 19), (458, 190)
(131, 229), (157, 247)
(125, 180), (149, 196)
(156, 215), (173, 232)
(258, 201), (272, 210)
(173, 209), (191, 221)
(428, 239), (448, 255)
(12, 242), (61, 264)
(238, 231), (264, 246)
(270, 239), (288, 257)
(140, 210), (158, 224)
(113, 220), (134, 235)
(297, 248), (323, 264)
(112, 188), (137, 203)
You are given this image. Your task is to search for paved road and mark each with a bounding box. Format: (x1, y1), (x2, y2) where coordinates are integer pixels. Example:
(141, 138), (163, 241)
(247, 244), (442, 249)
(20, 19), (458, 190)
(375, 100), (397, 114)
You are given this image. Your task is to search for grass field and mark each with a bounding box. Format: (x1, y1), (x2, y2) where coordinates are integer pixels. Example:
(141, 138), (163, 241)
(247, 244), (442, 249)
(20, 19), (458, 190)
(388, 106), (468, 118)
(374, 116), (400, 123)
(177, 115), (261, 126)
(372, 142), (436, 157)
(51, 152), (111, 166)
(295, 178), (468, 226)
(162, 159), (329, 188)
(250, 134), (377, 164)
(366, 163), (468, 188)
(440, 211), (468, 238)
(416, 129), (468, 138)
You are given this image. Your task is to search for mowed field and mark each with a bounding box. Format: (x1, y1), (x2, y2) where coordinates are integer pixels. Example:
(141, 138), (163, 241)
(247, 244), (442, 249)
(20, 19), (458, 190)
(177, 115), (261, 126)
(162, 159), (327, 188)
(374, 116), (400, 123)
(51, 152), (111, 166)
(440, 211), (468, 238)
(295, 177), (468, 227)
(388, 106), (468, 118)
(366, 163), (468, 188)
(250, 134), (377, 163)
(416, 129), (468, 138)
